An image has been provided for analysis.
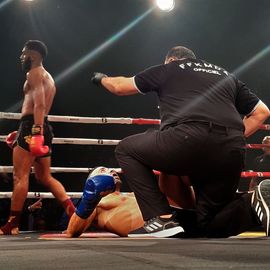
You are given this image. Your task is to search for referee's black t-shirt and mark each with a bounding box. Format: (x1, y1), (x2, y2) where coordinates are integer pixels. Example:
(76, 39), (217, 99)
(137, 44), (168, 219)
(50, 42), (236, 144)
(134, 58), (260, 130)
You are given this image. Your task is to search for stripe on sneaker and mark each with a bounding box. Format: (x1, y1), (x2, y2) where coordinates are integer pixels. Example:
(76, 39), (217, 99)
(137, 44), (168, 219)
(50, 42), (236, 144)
(145, 226), (154, 232)
(255, 202), (260, 212)
(145, 222), (162, 232)
(255, 203), (264, 222)
(153, 222), (162, 228)
(259, 212), (263, 221)
(128, 226), (184, 238)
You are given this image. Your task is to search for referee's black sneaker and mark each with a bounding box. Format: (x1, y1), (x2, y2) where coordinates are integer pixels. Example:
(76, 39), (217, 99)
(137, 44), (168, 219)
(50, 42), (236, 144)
(251, 179), (270, 236)
(128, 215), (184, 238)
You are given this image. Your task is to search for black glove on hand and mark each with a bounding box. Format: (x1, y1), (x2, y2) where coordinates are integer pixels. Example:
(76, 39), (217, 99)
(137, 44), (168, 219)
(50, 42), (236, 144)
(91, 72), (108, 86)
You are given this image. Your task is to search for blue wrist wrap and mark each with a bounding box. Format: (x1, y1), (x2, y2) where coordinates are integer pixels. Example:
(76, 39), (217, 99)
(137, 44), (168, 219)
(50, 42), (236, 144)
(76, 174), (116, 219)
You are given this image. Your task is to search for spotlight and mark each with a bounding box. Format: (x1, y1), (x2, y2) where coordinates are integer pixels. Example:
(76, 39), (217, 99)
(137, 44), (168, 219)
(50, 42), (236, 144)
(156, 0), (175, 12)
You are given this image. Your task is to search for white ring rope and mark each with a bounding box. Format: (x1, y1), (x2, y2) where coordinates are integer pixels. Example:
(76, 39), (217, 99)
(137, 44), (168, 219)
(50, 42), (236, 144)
(0, 191), (129, 199)
(0, 166), (269, 199)
(0, 192), (83, 199)
(1, 111), (269, 129)
(0, 112), (160, 125)
(0, 165), (269, 178)
(0, 169), (270, 199)
(1, 136), (270, 148)
(0, 166), (122, 174)
(0, 136), (120, 145)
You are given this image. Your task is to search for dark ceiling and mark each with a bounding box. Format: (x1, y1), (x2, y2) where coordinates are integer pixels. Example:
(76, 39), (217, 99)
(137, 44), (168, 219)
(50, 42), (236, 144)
(1, 0), (269, 116)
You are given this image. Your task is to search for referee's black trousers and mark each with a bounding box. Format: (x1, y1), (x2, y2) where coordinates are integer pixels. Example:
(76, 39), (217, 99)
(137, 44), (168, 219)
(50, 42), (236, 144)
(115, 122), (259, 237)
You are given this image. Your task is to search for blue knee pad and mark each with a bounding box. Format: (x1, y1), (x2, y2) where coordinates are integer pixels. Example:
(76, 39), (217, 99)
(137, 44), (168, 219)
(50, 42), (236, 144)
(76, 174), (116, 219)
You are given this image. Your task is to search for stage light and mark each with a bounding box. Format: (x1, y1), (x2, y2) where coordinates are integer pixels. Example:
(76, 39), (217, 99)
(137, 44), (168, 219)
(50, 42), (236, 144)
(0, 0), (13, 10)
(156, 0), (175, 12)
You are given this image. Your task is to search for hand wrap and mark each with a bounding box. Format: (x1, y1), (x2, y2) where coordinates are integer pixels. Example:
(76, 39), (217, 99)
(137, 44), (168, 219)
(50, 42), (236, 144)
(31, 124), (43, 135)
(29, 124), (49, 156)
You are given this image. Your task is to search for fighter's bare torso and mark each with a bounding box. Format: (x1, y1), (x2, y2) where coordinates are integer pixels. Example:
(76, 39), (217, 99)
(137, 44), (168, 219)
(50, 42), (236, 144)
(21, 66), (56, 116)
(95, 192), (144, 236)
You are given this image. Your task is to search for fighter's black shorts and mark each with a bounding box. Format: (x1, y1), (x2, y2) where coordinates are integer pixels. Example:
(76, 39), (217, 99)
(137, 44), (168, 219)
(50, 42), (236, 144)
(14, 114), (54, 158)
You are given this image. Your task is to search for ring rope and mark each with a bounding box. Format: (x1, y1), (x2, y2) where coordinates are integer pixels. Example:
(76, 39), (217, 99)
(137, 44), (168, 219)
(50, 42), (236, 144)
(0, 166), (122, 174)
(0, 112), (160, 125)
(245, 144), (270, 149)
(0, 135), (269, 148)
(0, 112), (268, 129)
(240, 171), (270, 177)
(0, 165), (268, 178)
(0, 136), (120, 145)
(0, 171), (269, 199)
(0, 192), (83, 199)
(0, 191), (130, 199)
(0, 168), (268, 199)
(258, 124), (270, 130)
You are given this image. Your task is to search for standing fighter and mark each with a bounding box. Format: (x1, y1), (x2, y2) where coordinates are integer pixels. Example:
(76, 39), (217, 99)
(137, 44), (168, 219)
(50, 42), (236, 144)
(91, 46), (270, 237)
(0, 40), (75, 235)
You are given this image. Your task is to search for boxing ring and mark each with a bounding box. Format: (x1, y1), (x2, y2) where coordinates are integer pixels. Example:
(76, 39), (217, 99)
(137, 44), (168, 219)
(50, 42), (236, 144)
(0, 111), (270, 200)
(1, 112), (270, 270)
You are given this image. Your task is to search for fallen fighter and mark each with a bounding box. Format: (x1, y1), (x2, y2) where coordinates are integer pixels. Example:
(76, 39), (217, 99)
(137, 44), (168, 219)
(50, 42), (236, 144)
(67, 166), (270, 238)
(66, 167), (195, 237)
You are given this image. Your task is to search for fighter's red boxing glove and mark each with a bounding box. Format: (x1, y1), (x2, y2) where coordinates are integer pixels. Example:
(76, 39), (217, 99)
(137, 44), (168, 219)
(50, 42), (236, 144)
(6, 131), (17, 149)
(29, 124), (49, 157)
(29, 135), (49, 156)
